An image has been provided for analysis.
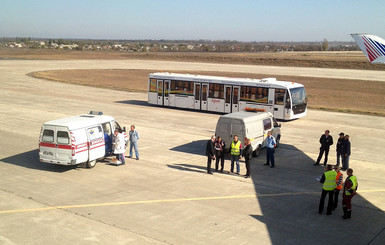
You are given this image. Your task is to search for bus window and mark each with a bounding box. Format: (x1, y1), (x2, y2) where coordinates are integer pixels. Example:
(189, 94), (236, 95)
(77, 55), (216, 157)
(195, 83), (200, 100)
(233, 87), (239, 104)
(285, 90), (291, 109)
(171, 81), (193, 96)
(241, 86), (268, 103)
(149, 79), (157, 92)
(263, 118), (272, 131)
(202, 85), (207, 101)
(57, 131), (69, 144)
(157, 80), (163, 96)
(225, 87), (231, 103)
(209, 84), (224, 98)
(275, 89), (285, 105)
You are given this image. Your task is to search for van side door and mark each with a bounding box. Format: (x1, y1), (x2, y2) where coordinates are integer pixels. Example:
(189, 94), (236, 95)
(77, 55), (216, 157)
(87, 126), (105, 161)
(262, 118), (273, 147)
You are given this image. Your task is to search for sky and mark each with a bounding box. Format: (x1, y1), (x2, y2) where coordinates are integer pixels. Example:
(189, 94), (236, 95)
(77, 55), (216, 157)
(1, 0), (384, 42)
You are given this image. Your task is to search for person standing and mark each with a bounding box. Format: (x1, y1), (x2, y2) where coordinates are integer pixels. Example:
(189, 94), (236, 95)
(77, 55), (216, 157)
(314, 130), (334, 166)
(206, 135), (216, 174)
(214, 136), (226, 173)
(230, 135), (242, 174)
(264, 131), (276, 168)
(242, 138), (253, 178)
(341, 135), (351, 171)
(318, 164), (337, 215)
(128, 125), (140, 160)
(336, 132), (345, 167)
(113, 129), (126, 165)
(333, 165), (343, 210)
(342, 168), (358, 219)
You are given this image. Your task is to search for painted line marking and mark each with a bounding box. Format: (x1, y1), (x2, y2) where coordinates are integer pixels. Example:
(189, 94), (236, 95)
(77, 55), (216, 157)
(1, 189), (385, 215)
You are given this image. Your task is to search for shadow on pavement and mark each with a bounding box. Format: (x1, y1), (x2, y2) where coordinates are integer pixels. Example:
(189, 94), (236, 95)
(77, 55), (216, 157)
(169, 140), (207, 156)
(168, 139), (385, 244)
(0, 150), (78, 172)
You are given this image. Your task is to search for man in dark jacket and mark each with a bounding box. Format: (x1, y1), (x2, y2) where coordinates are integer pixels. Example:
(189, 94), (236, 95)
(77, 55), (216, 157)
(314, 130), (334, 166)
(336, 132), (345, 167)
(206, 136), (216, 174)
(242, 138), (253, 178)
(341, 135), (351, 171)
(214, 136), (226, 173)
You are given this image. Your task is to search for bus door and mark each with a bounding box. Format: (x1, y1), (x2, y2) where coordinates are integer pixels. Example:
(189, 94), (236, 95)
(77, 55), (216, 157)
(157, 80), (163, 105)
(194, 83), (201, 110)
(164, 80), (170, 106)
(274, 89), (286, 119)
(284, 90), (291, 117)
(224, 86), (232, 113)
(201, 83), (208, 110)
(232, 86), (240, 112)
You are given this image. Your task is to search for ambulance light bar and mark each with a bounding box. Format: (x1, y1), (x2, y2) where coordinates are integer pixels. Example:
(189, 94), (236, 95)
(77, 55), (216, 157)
(89, 111), (103, 115)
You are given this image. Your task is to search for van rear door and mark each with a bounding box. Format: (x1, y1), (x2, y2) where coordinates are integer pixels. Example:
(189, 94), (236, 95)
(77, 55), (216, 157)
(87, 125), (105, 161)
(56, 126), (72, 163)
(39, 125), (57, 162)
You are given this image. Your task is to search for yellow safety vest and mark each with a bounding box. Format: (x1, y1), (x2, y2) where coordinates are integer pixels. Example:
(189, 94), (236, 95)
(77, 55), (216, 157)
(231, 141), (241, 156)
(346, 175), (358, 196)
(323, 171), (337, 191)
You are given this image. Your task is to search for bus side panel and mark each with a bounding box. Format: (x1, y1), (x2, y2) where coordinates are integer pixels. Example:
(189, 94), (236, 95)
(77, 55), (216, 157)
(208, 98), (224, 112)
(188, 96), (194, 109)
(169, 94), (176, 107)
(148, 92), (157, 105)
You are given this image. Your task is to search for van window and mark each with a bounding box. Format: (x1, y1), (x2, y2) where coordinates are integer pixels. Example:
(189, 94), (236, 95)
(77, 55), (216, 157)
(263, 118), (272, 131)
(102, 122), (112, 135)
(275, 89), (285, 105)
(232, 123), (243, 134)
(114, 121), (121, 132)
(57, 131), (69, 144)
(42, 129), (54, 143)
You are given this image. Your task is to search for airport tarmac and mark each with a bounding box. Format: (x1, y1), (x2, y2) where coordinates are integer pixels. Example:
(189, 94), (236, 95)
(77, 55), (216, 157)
(0, 60), (384, 245)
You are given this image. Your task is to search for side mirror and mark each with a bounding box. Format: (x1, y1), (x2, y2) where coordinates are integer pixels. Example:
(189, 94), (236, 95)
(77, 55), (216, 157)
(278, 123), (281, 128)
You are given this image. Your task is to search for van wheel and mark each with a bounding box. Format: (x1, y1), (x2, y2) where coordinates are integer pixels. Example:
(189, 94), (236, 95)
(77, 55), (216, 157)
(253, 145), (261, 157)
(86, 160), (97, 168)
(276, 136), (281, 148)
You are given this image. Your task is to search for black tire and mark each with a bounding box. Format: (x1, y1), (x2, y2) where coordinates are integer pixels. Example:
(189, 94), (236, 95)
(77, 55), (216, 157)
(253, 145), (261, 157)
(86, 159), (97, 168)
(275, 135), (281, 148)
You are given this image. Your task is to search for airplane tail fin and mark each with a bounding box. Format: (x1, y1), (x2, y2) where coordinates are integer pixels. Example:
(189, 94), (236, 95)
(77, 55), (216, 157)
(351, 34), (385, 64)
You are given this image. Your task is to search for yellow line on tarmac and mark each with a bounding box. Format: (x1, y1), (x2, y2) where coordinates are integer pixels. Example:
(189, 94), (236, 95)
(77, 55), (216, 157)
(1, 189), (384, 215)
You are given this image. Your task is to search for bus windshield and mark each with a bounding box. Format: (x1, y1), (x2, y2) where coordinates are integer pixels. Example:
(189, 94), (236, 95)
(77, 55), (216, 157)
(289, 87), (307, 105)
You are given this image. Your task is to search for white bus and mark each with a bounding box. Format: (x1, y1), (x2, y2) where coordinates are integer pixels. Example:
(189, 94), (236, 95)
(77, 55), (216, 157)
(148, 72), (307, 120)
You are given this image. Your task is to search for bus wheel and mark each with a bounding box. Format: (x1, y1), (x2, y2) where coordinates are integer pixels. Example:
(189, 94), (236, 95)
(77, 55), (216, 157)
(253, 145), (261, 157)
(275, 136), (281, 148)
(86, 160), (97, 168)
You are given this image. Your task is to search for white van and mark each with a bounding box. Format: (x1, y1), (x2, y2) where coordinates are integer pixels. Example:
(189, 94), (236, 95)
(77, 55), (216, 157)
(39, 111), (122, 168)
(215, 111), (281, 156)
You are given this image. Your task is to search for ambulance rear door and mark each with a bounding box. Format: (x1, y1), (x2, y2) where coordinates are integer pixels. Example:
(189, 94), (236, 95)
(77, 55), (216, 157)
(55, 126), (72, 163)
(39, 125), (57, 163)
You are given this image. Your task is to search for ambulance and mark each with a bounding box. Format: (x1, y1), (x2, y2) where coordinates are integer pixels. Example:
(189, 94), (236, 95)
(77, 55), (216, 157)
(215, 111), (281, 157)
(38, 111), (122, 168)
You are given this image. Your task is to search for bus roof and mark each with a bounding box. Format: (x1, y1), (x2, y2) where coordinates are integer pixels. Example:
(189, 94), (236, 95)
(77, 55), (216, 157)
(149, 72), (303, 89)
(43, 114), (115, 131)
(220, 111), (273, 122)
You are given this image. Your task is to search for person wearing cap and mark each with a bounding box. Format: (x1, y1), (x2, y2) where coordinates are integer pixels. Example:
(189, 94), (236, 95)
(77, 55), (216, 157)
(336, 132), (345, 167)
(314, 130), (333, 166)
(341, 135), (351, 171)
(333, 165), (343, 210)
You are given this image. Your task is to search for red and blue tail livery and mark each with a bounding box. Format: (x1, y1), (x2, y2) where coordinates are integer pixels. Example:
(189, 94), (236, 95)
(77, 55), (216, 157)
(351, 34), (385, 64)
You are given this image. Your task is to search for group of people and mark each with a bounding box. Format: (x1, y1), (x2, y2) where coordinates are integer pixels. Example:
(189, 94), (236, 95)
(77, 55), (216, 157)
(112, 125), (140, 165)
(318, 164), (358, 219)
(206, 131), (277, 178)
(314, 130), (351, 171)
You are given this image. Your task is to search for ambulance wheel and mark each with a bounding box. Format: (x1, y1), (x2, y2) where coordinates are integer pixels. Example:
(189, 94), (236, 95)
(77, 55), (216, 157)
(253, 145), (261, 157)
(86, 160), (97, 168)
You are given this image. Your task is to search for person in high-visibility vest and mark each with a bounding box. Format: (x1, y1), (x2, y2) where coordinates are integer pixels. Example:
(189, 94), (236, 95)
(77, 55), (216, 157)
(230, 135), (242, 174)
(333, 165), (343, 210)
(318, 164), (337, 215)
(342, 168), (358, 219)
